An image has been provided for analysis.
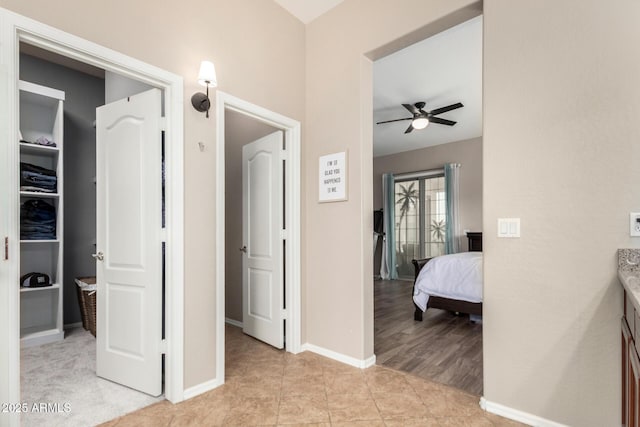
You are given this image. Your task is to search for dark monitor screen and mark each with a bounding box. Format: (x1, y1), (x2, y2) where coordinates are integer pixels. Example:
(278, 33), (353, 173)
(374, 210), (383, 234)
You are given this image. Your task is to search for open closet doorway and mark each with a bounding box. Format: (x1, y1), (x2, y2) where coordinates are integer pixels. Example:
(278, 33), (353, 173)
(214, 92), (302, 384)
(0, 10), (184, 427)
(371, 15), (484, 395)
(17, 43), (164, 426)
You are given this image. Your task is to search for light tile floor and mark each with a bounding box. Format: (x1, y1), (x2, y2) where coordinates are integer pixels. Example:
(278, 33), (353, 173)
(101, 326), (524, 426)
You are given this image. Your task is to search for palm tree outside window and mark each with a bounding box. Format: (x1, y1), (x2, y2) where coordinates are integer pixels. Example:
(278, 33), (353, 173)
(394, 174), (446, 278)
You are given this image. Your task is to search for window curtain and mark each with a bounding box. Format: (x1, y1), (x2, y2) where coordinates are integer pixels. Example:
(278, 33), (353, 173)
(444, 163), (461, 254)
(380, 173), (397, 280)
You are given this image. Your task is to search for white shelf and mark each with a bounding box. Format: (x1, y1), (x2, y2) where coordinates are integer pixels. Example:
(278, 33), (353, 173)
(20, 283), (60, 293)
(20, 191), (59, 199)
(19, 80), (65, 348)
(19, 142), (59, 155)
(19, 80), (65, 102)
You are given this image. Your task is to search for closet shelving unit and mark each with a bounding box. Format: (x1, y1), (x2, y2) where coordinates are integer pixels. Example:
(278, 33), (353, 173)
(19, 80), (65, 348)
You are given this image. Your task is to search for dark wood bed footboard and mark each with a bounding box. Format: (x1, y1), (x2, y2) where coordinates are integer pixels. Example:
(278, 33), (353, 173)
(412, 258), (431, 321)
(411, 257), (483, 320)
(428, 296), (482, 316)
(411, 232), (483, 321)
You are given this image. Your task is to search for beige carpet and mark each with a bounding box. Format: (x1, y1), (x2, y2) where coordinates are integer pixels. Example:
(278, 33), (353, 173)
(21, 327), (162, 427)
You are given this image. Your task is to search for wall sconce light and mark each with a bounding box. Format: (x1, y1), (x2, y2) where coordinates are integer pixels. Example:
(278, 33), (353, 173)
(191, 60), (217, 118)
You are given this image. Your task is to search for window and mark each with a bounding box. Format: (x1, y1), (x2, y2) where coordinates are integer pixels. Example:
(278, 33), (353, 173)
(394, 173), (446, 278)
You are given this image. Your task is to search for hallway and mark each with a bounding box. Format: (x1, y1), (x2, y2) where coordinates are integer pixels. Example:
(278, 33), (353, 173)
(101, 325), (521, 426)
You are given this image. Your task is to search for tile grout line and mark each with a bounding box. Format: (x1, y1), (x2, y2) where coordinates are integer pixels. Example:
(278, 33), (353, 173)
(322, 365), (333, 425)
(275, 361), (285, 426)
(365, 371), (387, 424)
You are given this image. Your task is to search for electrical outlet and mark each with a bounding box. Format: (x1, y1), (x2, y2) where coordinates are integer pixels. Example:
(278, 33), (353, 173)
(630, 213), (640, 237)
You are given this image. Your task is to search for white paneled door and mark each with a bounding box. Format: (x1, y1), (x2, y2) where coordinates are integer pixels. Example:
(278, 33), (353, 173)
(242, 131), (284, 349)
(95, 89), (163, 396)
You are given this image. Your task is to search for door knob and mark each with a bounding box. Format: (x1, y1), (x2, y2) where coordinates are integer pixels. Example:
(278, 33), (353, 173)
(92, 251), (104, 261)
(239, 246), (247, 253)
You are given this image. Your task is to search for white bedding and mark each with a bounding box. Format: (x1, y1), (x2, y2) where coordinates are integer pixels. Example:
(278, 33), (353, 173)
(412, 252), (483, 312)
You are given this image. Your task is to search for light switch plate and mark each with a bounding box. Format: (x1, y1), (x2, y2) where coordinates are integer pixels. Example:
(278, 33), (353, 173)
(630, 213), (640, 237)
(498, 218), (520, 238)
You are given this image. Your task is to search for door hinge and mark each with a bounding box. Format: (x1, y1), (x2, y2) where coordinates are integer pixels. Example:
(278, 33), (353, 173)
(160, 228), (167, 242)
(280, 229), (288, 240)
(280, 149), (288, 160)
(281, 309), (288, 320)
(159, 339), (167, 354)
(159, 117), (167, 131)
(4, 237), (8, 260)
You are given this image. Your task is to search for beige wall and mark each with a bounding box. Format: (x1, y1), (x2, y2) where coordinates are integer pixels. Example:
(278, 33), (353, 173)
(482, 1), (640, 425)
(0, 0), (305, 389)
(225, 110), (278, 322)
(372, 137), (482, 272)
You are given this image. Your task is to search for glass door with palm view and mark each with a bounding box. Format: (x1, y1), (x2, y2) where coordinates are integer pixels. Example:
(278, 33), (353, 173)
(394, 175), (446, 278)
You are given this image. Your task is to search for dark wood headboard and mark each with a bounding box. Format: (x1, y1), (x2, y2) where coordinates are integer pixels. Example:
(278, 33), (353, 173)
(466, 232), (482, 252)
(412, 258), (431, 281)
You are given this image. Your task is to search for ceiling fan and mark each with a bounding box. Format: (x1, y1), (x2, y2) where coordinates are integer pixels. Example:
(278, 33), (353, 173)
(376, 101), (464, 134)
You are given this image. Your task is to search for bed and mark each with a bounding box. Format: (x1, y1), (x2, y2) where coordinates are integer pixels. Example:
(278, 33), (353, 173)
(411, 232), (483, 321)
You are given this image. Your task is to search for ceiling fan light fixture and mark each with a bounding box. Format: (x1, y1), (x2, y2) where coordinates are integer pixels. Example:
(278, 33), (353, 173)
(376, 101), (462, 134)
(412, 117), (429, 130)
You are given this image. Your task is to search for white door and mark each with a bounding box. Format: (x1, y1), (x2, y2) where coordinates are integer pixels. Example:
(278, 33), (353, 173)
(95, 89), (163, 396)
(242, 131), (284, 348)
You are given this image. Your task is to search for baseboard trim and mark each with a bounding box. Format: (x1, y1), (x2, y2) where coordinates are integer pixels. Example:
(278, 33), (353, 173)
(301, 343), (376, 369)
(64, 322), (83, 330)
(480, 397), (568, 427)
(225, 318), (243, 328)
(363, 354), (376, 368)
(183, 378), (222, 400)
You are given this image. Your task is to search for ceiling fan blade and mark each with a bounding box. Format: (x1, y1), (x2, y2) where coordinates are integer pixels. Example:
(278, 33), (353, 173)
(376, 117), (413, 125)
(429, 116), (457, 126)
(429, 102), (464, 116)
(402, 103), (419, 114)
(404, 123), (414, 134)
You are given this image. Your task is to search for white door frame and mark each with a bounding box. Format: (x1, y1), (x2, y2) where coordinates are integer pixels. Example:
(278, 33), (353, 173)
(0, 8), (185, 424)
(215, 91), (301, 383)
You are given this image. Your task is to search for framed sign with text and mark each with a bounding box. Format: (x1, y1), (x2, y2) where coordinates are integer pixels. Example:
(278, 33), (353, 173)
(318, 151), (347, 202)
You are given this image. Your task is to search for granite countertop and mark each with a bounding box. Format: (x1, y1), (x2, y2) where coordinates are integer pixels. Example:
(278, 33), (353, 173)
(619, 249), (640, 313)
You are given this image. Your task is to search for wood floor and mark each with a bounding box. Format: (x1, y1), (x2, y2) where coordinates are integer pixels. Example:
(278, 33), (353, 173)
(374, 279), (483, 395)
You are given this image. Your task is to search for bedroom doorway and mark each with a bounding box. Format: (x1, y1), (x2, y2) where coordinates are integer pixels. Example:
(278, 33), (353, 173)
(371, 14), (484, 396)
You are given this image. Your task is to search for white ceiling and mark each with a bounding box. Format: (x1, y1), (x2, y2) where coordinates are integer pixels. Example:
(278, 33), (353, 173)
(373, 16), (482, 157)
(273, 0), (344, 24)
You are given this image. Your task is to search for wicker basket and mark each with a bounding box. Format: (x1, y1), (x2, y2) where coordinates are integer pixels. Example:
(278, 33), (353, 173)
(75, 277), (97, 337)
